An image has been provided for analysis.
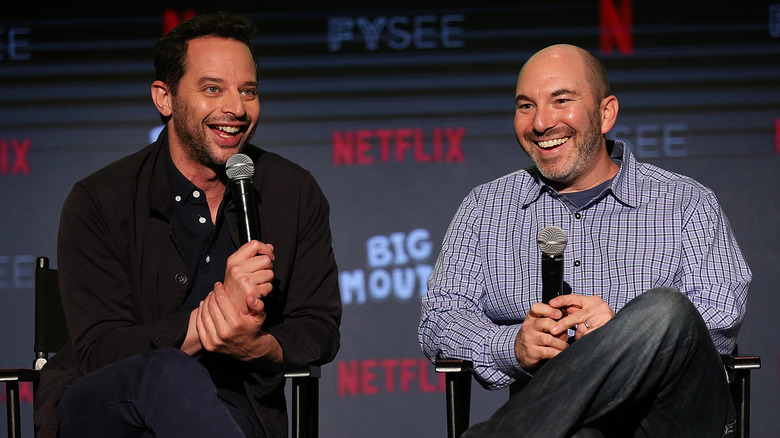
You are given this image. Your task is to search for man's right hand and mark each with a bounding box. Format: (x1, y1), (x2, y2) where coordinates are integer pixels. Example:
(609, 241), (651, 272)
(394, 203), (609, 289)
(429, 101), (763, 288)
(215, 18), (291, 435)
(514, 302), (569, 371)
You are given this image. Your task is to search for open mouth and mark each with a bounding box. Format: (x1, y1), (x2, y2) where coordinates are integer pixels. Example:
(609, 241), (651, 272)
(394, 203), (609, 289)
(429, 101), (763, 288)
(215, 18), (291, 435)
(536, 136), (571, 149)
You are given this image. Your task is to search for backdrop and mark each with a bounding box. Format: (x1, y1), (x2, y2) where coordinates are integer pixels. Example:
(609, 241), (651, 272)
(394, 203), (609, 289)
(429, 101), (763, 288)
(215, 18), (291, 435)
(1, 2), (778, 437)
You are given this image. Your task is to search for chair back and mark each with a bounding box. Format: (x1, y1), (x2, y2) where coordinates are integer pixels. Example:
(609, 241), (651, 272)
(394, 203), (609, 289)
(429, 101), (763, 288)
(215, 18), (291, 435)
(33, 256), (69, 369)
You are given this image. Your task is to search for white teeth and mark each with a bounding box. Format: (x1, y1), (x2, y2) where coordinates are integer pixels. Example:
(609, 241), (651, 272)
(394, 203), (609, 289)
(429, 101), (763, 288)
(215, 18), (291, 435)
(217, 126), (240, 134)
(537, 137), (570, 149)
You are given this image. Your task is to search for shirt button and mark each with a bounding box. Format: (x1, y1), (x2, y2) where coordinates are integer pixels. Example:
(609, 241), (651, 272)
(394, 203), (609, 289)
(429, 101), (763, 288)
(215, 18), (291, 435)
(574, 213), (582, 220)
(193, 190), (201, 198)
(573, 260), (581, 267)
(205, 255), (211, 263)
(175, 272), (188, 285)
(174, 195), (182, 202)
(198, 216), (207, 224)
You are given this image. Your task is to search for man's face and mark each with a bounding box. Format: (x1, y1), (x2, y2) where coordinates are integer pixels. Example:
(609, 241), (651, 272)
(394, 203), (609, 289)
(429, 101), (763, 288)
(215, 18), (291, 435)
(169, 36), (261, 168)
(513, 47), (608, 190)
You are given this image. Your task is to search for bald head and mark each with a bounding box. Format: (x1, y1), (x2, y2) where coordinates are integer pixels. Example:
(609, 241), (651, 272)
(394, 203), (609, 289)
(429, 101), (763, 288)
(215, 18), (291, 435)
(520, 44), (611, 104)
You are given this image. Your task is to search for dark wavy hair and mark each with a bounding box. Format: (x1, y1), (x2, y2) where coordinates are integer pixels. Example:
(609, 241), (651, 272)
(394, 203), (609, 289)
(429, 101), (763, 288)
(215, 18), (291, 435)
(153, 12), (258, 97)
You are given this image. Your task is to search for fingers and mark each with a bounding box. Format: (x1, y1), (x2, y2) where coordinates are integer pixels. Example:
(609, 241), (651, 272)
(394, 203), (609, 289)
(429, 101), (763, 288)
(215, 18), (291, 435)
(233, 240), (275, 261)
(223, 241), (276, 313)
(246, 293), (267, 318)
(549, 294), (614, 336)
(197, 283), (265, 353)
(528, 302), (564, 320)
(515, 310), (569, 370)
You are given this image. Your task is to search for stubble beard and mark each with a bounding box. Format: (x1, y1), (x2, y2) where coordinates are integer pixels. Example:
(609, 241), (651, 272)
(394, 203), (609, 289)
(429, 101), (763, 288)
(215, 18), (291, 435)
(170, 98), (255, 170)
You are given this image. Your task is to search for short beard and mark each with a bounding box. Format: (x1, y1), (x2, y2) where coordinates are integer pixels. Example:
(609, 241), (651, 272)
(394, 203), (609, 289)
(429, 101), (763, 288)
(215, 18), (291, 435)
(524, 108), (603, 184)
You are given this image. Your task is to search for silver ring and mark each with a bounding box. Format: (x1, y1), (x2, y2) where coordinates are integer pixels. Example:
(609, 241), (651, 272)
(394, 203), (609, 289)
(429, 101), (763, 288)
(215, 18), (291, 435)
(584, 322), (591, 329)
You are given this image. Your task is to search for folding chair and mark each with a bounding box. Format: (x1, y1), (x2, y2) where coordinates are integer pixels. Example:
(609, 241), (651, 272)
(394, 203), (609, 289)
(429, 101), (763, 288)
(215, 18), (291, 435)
(436, 350), (761, 438)
(1, 256), (323, 438)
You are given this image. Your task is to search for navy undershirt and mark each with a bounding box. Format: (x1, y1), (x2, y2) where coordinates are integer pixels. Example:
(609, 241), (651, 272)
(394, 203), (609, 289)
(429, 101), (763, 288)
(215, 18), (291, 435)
(559, 178), (614, 212)
(165, 151), (235, 312)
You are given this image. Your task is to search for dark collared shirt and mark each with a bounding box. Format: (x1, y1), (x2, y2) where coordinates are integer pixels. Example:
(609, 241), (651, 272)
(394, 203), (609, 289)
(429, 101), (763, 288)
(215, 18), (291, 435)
(165, 150), (235, 312)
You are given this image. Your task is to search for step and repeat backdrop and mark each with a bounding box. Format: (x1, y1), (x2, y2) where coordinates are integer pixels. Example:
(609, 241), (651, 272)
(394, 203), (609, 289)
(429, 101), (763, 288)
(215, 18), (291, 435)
(1, 2), (779, 437)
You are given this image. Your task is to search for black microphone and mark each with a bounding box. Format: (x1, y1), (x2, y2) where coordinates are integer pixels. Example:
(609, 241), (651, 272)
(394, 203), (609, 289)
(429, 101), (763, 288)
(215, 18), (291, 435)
(226, 153), (260, 244)
(537, 226), (568, 304)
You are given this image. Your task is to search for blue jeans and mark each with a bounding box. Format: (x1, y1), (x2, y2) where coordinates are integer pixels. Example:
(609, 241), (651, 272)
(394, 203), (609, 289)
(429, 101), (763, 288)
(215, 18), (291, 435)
(463, 288), (735, 438)
(57, 348), (265, 438)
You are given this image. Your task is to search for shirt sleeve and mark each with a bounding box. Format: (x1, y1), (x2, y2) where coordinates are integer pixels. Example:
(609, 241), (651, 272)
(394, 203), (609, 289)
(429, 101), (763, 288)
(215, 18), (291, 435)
(263, 171), (342, 368)
(678, 187), (751, 355)
(419, 190), (527, 390)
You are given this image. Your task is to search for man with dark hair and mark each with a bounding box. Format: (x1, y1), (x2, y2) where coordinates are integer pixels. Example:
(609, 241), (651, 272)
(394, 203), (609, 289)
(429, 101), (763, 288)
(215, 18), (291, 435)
(419, 44), (750, 437)
(35, 13), (341, 438)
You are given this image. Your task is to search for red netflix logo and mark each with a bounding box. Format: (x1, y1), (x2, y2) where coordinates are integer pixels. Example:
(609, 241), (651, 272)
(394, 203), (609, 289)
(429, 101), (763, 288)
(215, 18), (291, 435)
(600, 0), (633, 55)
(332, 127), (466, 166)
(775, 119), (780, 155)
(0, 139), (31, 175)
(337, 357), (445, 397)
(0, 382), (33, 405)
(162, 10), (196, 35)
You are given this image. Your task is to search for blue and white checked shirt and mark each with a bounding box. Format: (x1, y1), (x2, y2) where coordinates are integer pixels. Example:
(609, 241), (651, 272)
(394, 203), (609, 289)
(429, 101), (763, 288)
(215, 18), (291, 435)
(419, 141), (751, 389)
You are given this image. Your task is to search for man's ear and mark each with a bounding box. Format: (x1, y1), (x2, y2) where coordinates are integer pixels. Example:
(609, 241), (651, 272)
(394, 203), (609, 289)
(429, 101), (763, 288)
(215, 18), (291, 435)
(151, 80), (172, 117)
(600, 95), (619, 135)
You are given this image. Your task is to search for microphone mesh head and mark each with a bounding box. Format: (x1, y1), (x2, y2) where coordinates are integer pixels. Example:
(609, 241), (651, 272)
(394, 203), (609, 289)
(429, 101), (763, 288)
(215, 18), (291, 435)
(537, 226), (567, 256)
(226, 153), (254, 180)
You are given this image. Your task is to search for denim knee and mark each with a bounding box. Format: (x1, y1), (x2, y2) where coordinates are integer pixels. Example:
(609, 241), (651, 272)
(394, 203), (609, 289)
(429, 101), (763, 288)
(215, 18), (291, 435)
(627, 287), (705, 335)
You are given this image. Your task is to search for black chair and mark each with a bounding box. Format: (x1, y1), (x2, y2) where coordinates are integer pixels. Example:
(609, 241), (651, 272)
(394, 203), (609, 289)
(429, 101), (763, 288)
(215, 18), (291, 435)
(1, 257), (322, 438)
(436, 349), (761, 438)
(1, 256), (65, 438)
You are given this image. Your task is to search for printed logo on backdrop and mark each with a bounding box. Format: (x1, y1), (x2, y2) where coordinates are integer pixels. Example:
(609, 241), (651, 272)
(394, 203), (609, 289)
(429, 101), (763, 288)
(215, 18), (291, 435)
(610, 123), (688, 158)
(333, 127), (466, 166)
(0, 255), (35, 291)
(0, 139), (31, 175)
(339, 228), (434, 305)
(328, 14), (464, 52)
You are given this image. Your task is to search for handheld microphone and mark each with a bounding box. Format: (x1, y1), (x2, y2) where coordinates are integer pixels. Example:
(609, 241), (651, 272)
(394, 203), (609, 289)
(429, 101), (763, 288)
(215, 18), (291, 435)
(537, 226), (568, 304)
(226, 153), (260, 244)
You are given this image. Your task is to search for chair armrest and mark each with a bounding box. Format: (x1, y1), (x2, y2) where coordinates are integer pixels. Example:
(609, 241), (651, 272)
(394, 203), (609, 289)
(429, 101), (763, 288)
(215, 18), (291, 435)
(722, 354), (761, 371)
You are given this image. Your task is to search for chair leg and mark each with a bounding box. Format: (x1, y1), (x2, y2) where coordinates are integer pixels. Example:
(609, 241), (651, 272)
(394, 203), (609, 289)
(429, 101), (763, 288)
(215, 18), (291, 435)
(436, 360), (473, 438)
(723, 354), (761, 438)
(445, 370), (471, 438)
(290, 376), (319, 438)
(5, 380), (22, 438)
(731, 369), (751, 438)
(286, 366), (320, 438)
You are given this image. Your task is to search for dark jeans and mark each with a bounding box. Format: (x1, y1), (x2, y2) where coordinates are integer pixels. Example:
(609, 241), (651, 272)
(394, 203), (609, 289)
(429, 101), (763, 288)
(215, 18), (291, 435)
(463, 288), (736, 438)
(57, 348), (265, 438)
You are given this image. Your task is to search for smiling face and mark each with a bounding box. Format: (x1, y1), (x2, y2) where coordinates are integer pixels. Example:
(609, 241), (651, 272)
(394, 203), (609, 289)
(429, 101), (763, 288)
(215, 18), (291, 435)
(513, 45), (618, 192)
(153, 36), (261, 172)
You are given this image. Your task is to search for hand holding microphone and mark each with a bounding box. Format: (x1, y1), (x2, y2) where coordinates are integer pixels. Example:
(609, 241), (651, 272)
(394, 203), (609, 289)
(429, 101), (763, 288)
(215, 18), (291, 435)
(221, 153), (274, 315)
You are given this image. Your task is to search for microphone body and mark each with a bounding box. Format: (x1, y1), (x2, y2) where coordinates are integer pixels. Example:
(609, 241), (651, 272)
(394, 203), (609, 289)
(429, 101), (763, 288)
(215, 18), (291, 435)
(537, 226), (568, 304)
(226, 153), (261, 244)
(541, 252), (564, 304)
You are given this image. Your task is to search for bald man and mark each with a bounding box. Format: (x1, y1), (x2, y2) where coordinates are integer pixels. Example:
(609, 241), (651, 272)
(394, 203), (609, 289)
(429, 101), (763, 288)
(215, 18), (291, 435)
(419, 44), (750, 437)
